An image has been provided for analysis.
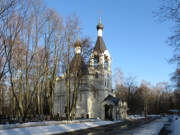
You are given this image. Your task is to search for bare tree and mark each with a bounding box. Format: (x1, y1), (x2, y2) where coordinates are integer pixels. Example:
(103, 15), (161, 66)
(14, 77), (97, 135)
(0, 0), (17, 19)
(114, 68), (124, 86)
(0, 0), (18, 82)
(0, 0), (92, 120)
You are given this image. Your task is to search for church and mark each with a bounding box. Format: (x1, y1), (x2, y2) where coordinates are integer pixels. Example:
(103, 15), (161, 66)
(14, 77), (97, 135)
(53, 17), (127, 120)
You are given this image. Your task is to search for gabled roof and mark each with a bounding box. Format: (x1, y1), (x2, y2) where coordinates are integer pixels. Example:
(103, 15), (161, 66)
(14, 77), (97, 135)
(93, 37), (107, 54)
(103, 95), (120, 106)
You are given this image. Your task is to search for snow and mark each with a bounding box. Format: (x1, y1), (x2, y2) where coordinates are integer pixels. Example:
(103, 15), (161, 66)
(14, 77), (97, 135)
(0, 120), (121, 135)
(0, 116), (167, 135)
(0, 115), (147, 130)
(132, 118), (167, 135)
(127, 114), (160, 120)
(123, 117), (168, 135)
(169, 109), (180, 113)
(0, 119), (101, 130)
(169, 116), (180, 135)
(127, 115), (145, 120)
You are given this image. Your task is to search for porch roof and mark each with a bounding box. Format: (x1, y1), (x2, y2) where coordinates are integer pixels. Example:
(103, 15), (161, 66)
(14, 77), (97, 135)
(103, 95), (119, 106)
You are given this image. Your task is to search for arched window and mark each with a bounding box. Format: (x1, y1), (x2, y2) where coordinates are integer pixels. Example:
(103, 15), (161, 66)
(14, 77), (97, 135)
(105, 74), (108, 87)
(95, 72), (98, 78)
(104, 56), (108, 69)
(94, 55), (99, 68)
(104, 60), (108, 69)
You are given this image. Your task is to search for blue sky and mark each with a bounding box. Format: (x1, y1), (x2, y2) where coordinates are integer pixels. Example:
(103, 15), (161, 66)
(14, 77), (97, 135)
(45, 0), (175, 86)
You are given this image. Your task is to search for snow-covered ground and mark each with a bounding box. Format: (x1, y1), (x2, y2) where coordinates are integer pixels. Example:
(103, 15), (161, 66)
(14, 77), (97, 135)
(127, 114), (160, 120)
(0, 115), (164, 135)
(127, 115), (145, 120)
(169, 115), (180, 135)
(0, 119), (102, 130)
(0, 120), (121, 135)
(0, 114), (147, 130)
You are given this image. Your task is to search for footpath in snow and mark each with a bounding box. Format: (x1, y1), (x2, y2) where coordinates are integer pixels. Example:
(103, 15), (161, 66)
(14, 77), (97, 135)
(131, 117), (168, 135)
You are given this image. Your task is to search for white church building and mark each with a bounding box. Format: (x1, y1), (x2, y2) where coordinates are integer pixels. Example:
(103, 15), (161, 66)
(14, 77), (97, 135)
(53, 18), (127, 120)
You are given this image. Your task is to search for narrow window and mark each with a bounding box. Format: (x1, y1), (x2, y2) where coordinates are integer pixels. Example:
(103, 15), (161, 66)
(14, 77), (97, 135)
(94, 56), (99, 68)
(80, 93), (82, 101)
(104, 60), (108, 69)
(95, 72), (98, 78)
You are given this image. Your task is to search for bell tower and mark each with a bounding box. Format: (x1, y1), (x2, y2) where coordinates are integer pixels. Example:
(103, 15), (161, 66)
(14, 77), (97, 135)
(90, 17), (111, 72)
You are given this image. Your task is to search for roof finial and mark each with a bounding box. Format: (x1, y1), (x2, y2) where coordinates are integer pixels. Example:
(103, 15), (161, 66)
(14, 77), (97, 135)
(77, 31), (79, 41)
(99, 16), (101, 24)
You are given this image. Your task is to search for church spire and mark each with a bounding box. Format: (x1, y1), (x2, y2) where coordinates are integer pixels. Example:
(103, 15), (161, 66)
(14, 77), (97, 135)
(97, 16), (103, 37)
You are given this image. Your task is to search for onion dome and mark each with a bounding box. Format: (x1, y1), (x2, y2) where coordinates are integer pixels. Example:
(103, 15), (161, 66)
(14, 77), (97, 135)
(97, 16), (104, 30)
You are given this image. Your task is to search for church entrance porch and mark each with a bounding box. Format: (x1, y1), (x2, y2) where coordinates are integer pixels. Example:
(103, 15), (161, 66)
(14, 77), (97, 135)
(102, 95), (121, 120)
(104, 104), (113, 120)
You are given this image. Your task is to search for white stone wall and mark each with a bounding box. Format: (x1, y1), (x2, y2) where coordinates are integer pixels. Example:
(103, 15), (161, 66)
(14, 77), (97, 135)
(53, 68), (113, 118)
(53, 78), (66, 117)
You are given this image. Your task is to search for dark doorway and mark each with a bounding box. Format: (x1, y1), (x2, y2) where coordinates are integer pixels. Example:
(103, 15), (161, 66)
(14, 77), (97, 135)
(104, 104), (113, 120)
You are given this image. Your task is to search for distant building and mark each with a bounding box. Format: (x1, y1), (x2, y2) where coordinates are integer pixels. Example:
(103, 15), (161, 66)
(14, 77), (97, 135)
(53, 17), (127, 120)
